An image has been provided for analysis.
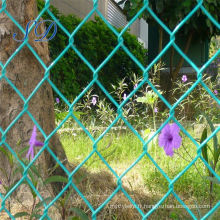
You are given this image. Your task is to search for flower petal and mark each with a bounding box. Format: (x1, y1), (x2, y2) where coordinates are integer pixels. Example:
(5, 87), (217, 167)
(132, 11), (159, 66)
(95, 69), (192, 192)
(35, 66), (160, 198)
(158, 123), (182, 157)
(164, 144), (174, 157)
(172, 134), (182, 149)
(29, 125), (37, 146)
(170, 123), (180, 134)
(35, 140), (44, 147)
(158, 133), (166, 147)
(159, 124), (171, 148)
(26, 144), (34, 159)
(31, 148), (34, 160)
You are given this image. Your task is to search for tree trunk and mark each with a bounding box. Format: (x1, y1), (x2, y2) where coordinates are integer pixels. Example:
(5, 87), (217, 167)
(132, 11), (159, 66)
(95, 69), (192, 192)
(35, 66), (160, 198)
(162, 46), (174, 108)
(158, 25), (163, 57)
(169, 46), (174, 77)
(162, 32), (193, 106)
(172, 31), (193, 81)
(0, 0), (68, 196)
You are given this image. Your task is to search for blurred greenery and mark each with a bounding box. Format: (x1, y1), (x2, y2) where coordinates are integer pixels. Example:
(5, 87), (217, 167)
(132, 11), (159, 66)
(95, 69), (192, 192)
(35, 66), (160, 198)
(119, 0), (220, 40)
(37, 0), (148, 101)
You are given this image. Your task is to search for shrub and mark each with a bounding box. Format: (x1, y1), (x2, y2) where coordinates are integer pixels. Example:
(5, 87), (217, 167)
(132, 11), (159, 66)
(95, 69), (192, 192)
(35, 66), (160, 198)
(37, 1), (148, 101)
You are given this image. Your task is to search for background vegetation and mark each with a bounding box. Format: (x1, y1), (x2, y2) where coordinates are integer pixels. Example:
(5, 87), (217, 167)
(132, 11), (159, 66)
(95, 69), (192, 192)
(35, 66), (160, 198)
(38, 0), (148, 101)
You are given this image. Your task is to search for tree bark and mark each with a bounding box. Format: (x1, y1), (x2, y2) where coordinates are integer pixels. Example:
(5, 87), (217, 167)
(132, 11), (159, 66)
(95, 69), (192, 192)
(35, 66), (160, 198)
(158, 25), (163, 63)
(172, 31), (193, 81)
(0, 0), (68, 195)
(162, 32), (193, 106)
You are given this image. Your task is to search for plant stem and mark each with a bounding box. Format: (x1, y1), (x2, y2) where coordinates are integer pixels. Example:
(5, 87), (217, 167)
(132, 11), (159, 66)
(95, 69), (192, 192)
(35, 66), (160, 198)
(170, 46), (174, 76)
(208, 162), (217, 209)
(62, 205), (66, 219)
(175, 152), (204, 181)
(181, 144), (205, 180)
(152, 105), (157, 158)
(31, 198), (36, 216)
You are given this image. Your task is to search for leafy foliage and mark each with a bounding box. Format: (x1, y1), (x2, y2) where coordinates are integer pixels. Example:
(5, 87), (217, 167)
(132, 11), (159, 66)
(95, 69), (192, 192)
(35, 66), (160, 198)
(0, 146), (88, 219)
(119, 0), (220, 40)
(37, 0), (147, 101)
(199, 112), (220, 207)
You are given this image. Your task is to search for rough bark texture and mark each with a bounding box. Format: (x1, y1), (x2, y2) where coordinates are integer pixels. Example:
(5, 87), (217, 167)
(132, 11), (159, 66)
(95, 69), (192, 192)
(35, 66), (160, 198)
(172, 31), (193, 81)
(161, 32), (193, 108)
(0, 0), (68, 195)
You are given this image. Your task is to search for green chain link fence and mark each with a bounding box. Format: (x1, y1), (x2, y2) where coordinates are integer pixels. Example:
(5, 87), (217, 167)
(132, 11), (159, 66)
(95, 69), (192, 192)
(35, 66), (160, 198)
(0, 0), (219, 219)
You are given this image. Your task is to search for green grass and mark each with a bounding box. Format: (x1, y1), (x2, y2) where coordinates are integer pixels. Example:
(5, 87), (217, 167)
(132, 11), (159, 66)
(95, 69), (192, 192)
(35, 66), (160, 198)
(60, 129), (220, 219)
(61, 130), (143, 168)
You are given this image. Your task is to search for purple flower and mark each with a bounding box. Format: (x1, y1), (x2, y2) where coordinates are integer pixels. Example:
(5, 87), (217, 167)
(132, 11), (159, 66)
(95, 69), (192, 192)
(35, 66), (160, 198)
(26, 125), (44, 160)
(56, 98), (60, 104)
(134, 84), (138, 89)
(91, 97), (97, 105)
(123, 93), (127, 100)
(214, 90), (218, 95)
(182, 75), (187, 83)
(154, 107), (158, 113)
(158, 123), (182, 157)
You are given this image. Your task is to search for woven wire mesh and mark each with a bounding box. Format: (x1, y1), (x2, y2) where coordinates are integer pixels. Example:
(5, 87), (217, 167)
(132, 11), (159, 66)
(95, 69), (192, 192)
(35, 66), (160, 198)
(0, 0), (219, 219)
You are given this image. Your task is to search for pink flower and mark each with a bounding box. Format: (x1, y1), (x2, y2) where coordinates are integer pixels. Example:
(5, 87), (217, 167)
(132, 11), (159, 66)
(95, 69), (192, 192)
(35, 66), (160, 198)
(214, 90), (218, 95)
(182, 75), (187, 83)
(123, 93), (127, 100)
(91, 97), (97, 105)
(154, 107), (158, 113)
(26, 125), (44, 160)
(134, 84), (138, 89)
(158, 123), (182, 157)
(56, 98), (60, 103)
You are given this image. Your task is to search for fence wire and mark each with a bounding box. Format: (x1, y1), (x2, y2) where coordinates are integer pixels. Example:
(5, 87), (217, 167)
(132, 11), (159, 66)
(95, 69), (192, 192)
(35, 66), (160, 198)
(0, 0), (219, 219)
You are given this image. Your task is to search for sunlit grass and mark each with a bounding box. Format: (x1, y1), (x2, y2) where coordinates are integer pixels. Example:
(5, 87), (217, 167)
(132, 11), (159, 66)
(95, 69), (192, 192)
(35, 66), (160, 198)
(61, 129), (220, 213)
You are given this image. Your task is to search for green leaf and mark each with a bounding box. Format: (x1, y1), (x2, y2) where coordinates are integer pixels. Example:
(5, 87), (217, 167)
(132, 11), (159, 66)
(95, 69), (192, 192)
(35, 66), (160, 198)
(18, 146), (29, 157)
(201, 112), (219, 164)
(29, 164), (41, 178)
(200, 128), (208, 163)
(69, 208), (89, 220)
(182, 0), (192, 8)
(137, 91), (158, 106)
(28, 169), (36, 186)
(22, 180), (37, 198)
(5, 179), (20, 194)
(30, 213), (42, 219)
(64, 188), (74, 206)
(44, 175), (68, 185)
(73, 111), (85, 119)
(14, 212), (29, 218)
(131, 1), (138, 10)
(35, 197), (53, 209)
(13, 166), (23, 177)
(0, 148), (13, 167)
(124, 0), (131, 13)
(170, 211), (179, 220)
(206, 19), (213, 34)
(206, 176), (220, 185)
(136, 96), (148, 103)
(67, 217), (81, 220)
(56, 112), (69, 121)
(56, 111), (84, 121)
(144, 128), (151, 136)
